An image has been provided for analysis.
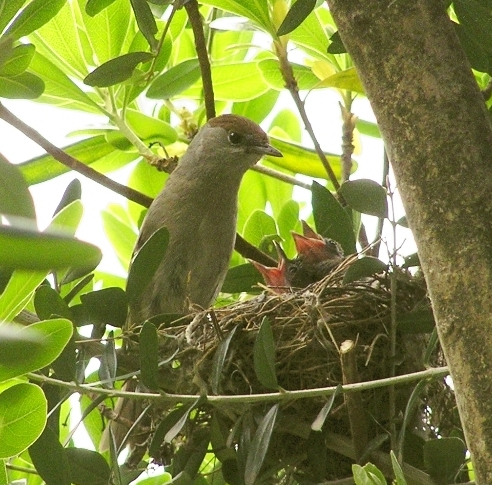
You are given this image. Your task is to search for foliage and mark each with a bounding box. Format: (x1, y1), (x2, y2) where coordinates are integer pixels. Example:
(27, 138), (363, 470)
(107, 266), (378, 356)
(0, 0), (486, 484)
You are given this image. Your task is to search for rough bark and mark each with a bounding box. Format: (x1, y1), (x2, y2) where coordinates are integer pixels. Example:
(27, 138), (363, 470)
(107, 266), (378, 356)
(325, 0), (492, 481)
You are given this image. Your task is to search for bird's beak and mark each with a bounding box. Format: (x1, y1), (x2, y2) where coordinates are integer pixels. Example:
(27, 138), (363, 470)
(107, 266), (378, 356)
(250, 260), (287, 287)
(301, 220), (323, 240)
(259, 144), (282, 157)
(291, 232), (327, 257)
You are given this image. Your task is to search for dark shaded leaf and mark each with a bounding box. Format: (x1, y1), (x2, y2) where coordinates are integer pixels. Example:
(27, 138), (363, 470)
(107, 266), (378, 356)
(397, 308), (435, 334)
(327, 31), (346, 54)
(140, 321), (159, 389)
(307, 430), (326, 482)
(147, 58), (201, 99)
(277, 0), (316, 36)
(182, 427), (211, 477)
(311, 384), (343, 431)
(244, 404), (278, 485)
(424, 437), (466, 484)
(212, 325), (239, 394)
(99, 331), (116, 388)
(0, 43), (35, 76)
(253, 317), (278, 389)
(126, 226), (169, 303)
(130, 0), (158, 50)
(52, 336), (76, 382)
(0, 71), (44, 99)
(210, 413), (237, 463)
(396, 215), (408, 227)
(84, 51), (153, 87)
(53, 179), (82, 217)
(402, 252), (420, 268)
(66, 448), (111, 485)
(342, 256), (387, 284)
(29, 426), (71, 485)
(86, 0), (118, 16)
(4, 0), (66, 40)
(0, 383), (46, 459)
(222, 263), (263, 294)
(339, 179), (388, 217)
(149, 406), (189, 457)
(34, 285), (71, 320)
(0, 152), (35, 220)
(80, 287), (128, 327)
(312, 181), (357, 254)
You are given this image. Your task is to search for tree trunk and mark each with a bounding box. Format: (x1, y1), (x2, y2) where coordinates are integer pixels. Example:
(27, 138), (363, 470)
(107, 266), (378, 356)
(325, 0), (492, 481)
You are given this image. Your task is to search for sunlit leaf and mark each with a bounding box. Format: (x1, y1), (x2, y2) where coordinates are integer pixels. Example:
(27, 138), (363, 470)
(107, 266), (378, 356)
(0, 0), (27, 33)
(0, 43), (35, 77)
(318, 67), (364, 93)
(0, 383), (47, 459)
(125, 109), (177, 144)
(259, 59), (321, 90)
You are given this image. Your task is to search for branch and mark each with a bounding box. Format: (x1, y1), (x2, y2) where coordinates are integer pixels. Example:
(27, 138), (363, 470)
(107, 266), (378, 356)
(0, 102), (153, 208)
(27, 366), (449, 404)
(185, 0), (216, 120)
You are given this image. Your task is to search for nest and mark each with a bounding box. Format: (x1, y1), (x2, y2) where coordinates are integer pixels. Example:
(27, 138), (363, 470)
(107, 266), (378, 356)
(120, 258), (455, 480)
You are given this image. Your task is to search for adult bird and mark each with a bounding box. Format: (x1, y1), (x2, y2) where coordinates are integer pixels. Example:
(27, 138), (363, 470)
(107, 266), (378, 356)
(106, 114), (282, 456)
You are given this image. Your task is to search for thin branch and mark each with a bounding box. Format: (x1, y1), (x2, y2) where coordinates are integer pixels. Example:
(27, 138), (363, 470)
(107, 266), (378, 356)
(0, 102), (153, 208)
(273, 40), (340, 190)
(252, 164), (311, 190)
(27, 366), (449, 405)
(340, 102), (357, 183)
(185, 0), (216, 120)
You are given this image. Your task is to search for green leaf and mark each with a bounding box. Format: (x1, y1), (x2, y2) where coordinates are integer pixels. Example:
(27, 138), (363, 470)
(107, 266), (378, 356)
(130, 0), (157, 50)
(0, 0), (27, 33)
(126, 226), (169, 303)
(0, 153), (35, 220)
(19, 136), (134, 185)
(318, 67), (364, 93)
(390, 451), (408, 485)
(312, 182), (357, 254)
(165, 398), (201, 443)
(80, 287), (128, 327)
(356, 119), (381, 138)
(98, 331), (116, 387)
(28, 52), (101, 112)
(424, 437), (466, 483)
(397, 308), (435, 334)
(0, 43), (35, 76)
(201, 0), (274, 34)
(222, 263), (262, 294)
(339, 179), (387, 217)
(29, 426), (71, 485)
(86, 0), (118, 16)
(53, 178), (82, 216)
(211, 325), (239, 394)
(0, 383), (47, 459)
(277, 0), (317, 36)
(243, 210), (277, 247)
(253, 317), (278, 389)
(0, 270), (47, 323)
(0, 319), (73, 381)
(270, 109), (302, 143)
(149, 406), (189, 456)
(101, 209), (136, 271)
(342, 257), (387, 284)
(232, 89), (280, 124)
(352, 463), (386, 485)
(266, 134), (349, 180)
(140, 321), (159, 390)
(402, 252), (420, 268)
(147, 58), (201, 99)
(244, 404), (278, 485)
(80, 0), (133, 64)
(259, 59), (321, 90)
(34, 285), (71, 320)
(327, 31), (346, 54)
(125, 109), (177, 144)
(84, 51), (153, 87)
(66, 448), (111, 485)
(4, 0), (66, 40)
(311, 384), (343, 431)
(0, 224), (101, 271)
(0, 71), (44, 99)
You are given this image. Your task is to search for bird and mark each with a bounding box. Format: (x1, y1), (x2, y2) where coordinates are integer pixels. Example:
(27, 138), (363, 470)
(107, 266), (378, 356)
(105, 114), (282, 457)
(130, 114), (282, 321)
(252, 221), (344, 290)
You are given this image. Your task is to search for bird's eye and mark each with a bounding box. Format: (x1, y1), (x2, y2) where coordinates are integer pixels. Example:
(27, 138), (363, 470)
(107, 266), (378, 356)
(228, 131), (243, 144)
(288, 265), (298, 276)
